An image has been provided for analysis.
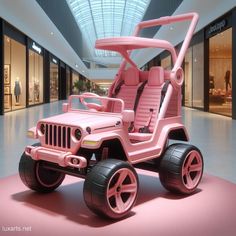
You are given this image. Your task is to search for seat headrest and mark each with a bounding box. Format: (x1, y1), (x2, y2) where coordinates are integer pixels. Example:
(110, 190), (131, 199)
(148, 66), (164, 86)
(124, 67), (139, 86)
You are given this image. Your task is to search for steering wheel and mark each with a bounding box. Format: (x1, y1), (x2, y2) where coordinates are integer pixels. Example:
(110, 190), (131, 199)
(80, 92), (104, 111)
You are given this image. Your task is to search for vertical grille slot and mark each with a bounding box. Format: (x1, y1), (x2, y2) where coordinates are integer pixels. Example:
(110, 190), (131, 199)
(45, 124), (48, 145)
(58, 126), (61, 147)
(62, 127), (66, 148)
(44, 124), (71, 150)
(49, 125), (53, 145)
(53, 125), (57, 146)
(67, 127), (71, 149)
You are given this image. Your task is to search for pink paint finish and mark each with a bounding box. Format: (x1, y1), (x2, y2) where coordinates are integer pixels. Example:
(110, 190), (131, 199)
(2, 173), (236, 236)
(20, 12), (203, 219)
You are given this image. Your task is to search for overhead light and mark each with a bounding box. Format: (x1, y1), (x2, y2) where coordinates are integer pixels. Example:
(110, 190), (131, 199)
(75, 63), (78, 68)
(50, 31), (54, 35)
(82, 70), (85, 72)
(170, 26), (174, 31)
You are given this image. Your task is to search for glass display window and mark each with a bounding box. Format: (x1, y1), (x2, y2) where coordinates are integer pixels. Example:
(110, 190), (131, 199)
(161, 55), (172, 70)
(72, 71), (80, 94)
(28, 49), (44, 105)
(4, 36), (26, 112)
(66, 66), (71, 97)
(184, 48), (193, 107)
(50, 58), (59, 102)
(209, 28), (232, 117)
(184, 42), (204, 108)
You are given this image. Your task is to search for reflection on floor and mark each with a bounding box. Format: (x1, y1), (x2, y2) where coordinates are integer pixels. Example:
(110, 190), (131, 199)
(4, 105), (25, 113)
(0, 171), (236, 236)
(0, 101), (236, 183)
(210, 102), (232, 117)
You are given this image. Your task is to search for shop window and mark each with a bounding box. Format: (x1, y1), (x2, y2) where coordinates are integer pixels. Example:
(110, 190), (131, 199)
(50, 61), (59, 102)
(4, 36), (26, 112)
(209, 28), (232, 117)
(28, 50), (44, 105)
(192, 43), (204, 108)
(72, 71), (80, 94)
(161, 55), (172, 70)
(66, 66), (71, 97)
(184, 42), (204, 108)
(184, 48), (193, 107)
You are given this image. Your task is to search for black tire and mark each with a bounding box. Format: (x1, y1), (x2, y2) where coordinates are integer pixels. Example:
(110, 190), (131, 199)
(159, 143), (204, 194)
(83, 159), (139, 219)
(19, 144), (65, 193)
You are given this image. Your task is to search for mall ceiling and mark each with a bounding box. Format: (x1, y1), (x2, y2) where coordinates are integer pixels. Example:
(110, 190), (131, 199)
(36, 0), (183, 68)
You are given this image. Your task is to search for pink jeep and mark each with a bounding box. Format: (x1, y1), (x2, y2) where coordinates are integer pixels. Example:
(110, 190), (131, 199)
(19, 12), (203, 219)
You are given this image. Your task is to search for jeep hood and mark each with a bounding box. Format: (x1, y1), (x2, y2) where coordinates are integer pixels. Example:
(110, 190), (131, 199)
(39, 111), (122, 131)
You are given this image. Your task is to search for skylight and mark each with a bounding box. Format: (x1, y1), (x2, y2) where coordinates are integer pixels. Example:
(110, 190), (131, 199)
(66, 0), (150, 57)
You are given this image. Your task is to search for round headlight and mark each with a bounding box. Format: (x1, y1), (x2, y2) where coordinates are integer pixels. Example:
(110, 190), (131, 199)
(74, 129), (82, 141)
(40, 124), (45, 135)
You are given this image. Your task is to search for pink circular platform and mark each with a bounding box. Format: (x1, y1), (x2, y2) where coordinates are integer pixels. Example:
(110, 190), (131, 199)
(0, 170), (236, 236)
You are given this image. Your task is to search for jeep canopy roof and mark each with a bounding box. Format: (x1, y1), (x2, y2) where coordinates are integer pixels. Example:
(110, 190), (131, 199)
(95, 36), (177, 68)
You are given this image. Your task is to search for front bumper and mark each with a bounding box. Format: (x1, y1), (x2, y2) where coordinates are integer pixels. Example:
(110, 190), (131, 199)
(25, 146), (87, 168)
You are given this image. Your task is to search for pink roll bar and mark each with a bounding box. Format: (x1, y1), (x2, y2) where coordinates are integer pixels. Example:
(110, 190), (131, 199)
(134, 12), (199, 70)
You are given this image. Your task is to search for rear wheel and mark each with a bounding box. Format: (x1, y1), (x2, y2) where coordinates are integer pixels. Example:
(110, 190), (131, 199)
(19, 144), (65, 193)
(83, 159), (139, 219)
(159, 143), (203, 194)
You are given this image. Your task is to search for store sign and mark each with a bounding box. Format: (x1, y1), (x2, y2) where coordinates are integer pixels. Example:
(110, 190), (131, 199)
(52, 58), (58, 64)
(32, 42), (42, 54)
(206, 19), (227, 38)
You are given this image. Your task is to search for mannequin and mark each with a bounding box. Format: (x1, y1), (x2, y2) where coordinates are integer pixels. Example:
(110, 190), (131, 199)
(14, 77), (22, 105)
(224, 70), (231, 92)
(34, 79), (40, 102)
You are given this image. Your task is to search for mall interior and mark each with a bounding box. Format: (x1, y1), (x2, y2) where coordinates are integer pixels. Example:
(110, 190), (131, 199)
(0, 0), (236, 235)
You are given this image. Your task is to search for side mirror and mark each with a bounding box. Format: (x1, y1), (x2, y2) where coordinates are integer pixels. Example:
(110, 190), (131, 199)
(122, 110), (134, 123)
(62, 103), (69, 113)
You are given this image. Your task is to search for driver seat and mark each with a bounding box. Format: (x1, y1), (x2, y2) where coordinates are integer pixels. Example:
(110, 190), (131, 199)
(111, 67), (140, 113)
(128, 66), (165, 142)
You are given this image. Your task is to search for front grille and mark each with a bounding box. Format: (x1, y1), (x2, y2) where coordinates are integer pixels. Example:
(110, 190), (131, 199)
(45, 124), (71, 149)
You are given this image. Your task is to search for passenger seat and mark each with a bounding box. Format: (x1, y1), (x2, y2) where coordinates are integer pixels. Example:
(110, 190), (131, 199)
(129, 66), (164, 141)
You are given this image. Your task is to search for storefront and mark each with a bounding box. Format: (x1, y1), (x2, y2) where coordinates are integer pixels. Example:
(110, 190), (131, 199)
(4, 35), (26, 112)
(206, 17), (233, 117)
(66, 65), (71, 97)
(28, 39), (44, 106)
(143, 8), (236, 119)
(161, 54), (172, 70)
(184, 31), (204, 109)
(71, 70), (87, 94)
(0, 18), (92, 115)
(72, 70), (80, 94)
(49, 54), (59, 102)
(184, 10), (236, 118)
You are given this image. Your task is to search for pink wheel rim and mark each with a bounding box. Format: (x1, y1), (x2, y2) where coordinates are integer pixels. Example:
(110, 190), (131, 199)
(182, 150), (203, 189)
(106, 168), (138, 214)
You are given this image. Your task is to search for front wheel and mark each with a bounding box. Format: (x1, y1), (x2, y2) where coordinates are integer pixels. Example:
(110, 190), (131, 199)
(159, 143), (203, 194)
(19, 149), (65, 193)
(83, 159), (139, 219)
